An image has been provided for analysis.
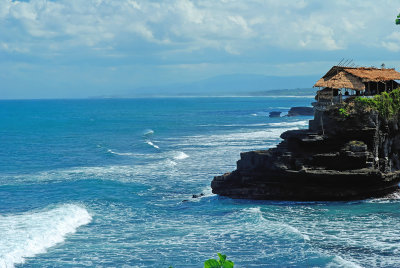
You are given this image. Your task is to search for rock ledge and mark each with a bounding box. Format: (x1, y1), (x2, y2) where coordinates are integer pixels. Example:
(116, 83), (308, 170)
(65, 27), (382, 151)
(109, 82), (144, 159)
(211, 104), (400, 200)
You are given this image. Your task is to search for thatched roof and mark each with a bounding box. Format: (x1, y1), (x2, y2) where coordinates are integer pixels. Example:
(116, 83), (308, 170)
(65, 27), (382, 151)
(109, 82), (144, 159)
(315, 70), (365, 90)
(314, 66), (400, 91)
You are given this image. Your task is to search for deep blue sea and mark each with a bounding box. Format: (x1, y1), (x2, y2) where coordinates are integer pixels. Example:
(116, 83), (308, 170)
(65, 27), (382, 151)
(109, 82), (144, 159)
(1, 97), (400, 267)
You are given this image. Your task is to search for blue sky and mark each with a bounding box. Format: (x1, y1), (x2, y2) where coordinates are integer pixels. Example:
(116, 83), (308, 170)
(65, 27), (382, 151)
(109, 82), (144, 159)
(1, 0), (400, 98)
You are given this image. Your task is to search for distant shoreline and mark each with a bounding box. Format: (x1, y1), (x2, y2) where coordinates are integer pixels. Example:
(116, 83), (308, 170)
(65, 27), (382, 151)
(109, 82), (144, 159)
(0, 95), (316, 101)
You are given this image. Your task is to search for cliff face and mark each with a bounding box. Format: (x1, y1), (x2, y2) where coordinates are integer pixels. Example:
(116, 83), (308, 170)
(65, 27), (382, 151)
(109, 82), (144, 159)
(211, 105), (400, 200)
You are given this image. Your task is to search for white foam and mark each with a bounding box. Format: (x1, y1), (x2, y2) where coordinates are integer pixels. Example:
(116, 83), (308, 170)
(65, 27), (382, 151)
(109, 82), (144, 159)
(0, 204), (92, 267)
(173, 152), (189, 160)
(107, 149), (134, 156)
(143, 129), (154, 136)
(166, 159), (177, 166)
(241, 207), (310, 241)
(327, 256), (363, 268)
(269, 120), (309, 127)
(146, 141), (159, 149)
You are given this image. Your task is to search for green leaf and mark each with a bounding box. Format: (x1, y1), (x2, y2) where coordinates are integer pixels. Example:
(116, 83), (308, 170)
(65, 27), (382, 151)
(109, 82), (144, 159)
(222, 260), (234, 268)
(204, 259), (221, 268)
(217, 253), (227, 263)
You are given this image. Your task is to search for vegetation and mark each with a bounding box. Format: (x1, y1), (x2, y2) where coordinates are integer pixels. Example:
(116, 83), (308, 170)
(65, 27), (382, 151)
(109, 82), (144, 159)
(348, 140), (365, 146)
(338, 108), (349, 117)
(396, 13), (400, 25)
(338, 88), (400, 119)
(168, 253), (234, 268)
(204, 253), (234, 268)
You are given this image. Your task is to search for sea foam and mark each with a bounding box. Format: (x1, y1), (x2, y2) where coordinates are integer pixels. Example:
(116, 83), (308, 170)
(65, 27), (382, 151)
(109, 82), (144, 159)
(143, 129), (154, 136)
(107, 149), (134, 156)
(0, 204), (92, 267)
(173, 152), (189, 160)
(146, 141), (160, 149)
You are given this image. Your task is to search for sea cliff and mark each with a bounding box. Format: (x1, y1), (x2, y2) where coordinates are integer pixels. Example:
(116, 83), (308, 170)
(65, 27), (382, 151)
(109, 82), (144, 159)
(211, 97), (400, 200)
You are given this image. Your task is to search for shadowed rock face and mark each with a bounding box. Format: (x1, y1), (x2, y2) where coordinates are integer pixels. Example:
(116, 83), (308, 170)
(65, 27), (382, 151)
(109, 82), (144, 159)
(211, 106), (400, 201)
(287, 107), (314, 116)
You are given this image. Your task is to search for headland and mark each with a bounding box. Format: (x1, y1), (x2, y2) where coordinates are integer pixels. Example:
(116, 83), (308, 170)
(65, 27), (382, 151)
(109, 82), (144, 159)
(212, 66), (400, 201)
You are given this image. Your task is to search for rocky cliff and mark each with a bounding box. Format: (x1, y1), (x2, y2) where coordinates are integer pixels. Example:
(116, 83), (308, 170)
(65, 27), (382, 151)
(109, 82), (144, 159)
(211, 102), (400, 200)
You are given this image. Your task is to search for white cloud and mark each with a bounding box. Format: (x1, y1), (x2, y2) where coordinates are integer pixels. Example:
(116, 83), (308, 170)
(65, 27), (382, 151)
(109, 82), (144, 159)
(0, 0), (399, 57)
(382, 32), (400, 52)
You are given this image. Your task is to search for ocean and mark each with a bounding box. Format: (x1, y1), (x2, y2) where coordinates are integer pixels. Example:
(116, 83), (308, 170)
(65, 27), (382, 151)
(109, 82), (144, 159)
(1, 97), (400, 267)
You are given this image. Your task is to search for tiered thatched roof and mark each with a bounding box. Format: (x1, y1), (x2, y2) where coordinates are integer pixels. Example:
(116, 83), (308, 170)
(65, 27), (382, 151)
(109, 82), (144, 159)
(314, 66), (400, 91)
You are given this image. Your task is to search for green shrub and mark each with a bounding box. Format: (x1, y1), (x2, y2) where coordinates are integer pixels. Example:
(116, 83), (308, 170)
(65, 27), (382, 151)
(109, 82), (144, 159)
(204, 253), (234, 268)
(168, 253), (234, 268)
(353, 88), (400, 118)
(338, 108), (349, 117)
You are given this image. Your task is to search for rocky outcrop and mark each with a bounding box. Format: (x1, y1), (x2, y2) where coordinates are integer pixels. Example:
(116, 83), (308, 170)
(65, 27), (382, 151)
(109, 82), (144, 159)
(269, 111), (282, 118)
(287, 106), (314, 116)
(211, 105), (400, 200)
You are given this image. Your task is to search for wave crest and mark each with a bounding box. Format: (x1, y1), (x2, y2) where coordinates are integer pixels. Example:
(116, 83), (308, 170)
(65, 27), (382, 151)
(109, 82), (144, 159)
(0, 204), (92, 267)
(173, 152), (189, 160)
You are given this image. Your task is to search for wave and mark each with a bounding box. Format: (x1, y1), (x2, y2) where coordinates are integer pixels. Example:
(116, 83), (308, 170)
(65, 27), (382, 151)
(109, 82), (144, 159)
(241, 207), (310, 241)
(328, 256), (363, 268)
(365, 189), (400, 203)
(145, 141), (159, 149)
(173, 152), (189, 160)
(143, 129), (154, 136)
(166, 159), (177, 166)
(268, 120), (309, 127)
(0, 204), (92, 267)
(107, 149), (134, 156)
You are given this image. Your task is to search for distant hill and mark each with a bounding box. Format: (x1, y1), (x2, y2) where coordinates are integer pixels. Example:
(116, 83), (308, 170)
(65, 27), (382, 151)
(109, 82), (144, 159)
(249, 88), (316, 96)
(126, 74), (319, 97)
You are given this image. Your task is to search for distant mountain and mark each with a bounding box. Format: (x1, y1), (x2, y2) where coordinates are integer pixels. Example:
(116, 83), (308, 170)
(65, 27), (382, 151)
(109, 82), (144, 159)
(250, 88), (317, 96)
(126, 74), (319, 97)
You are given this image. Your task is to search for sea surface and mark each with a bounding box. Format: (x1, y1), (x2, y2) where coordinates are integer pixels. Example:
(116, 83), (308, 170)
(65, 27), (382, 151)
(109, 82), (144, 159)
(1, 97), (400, 267)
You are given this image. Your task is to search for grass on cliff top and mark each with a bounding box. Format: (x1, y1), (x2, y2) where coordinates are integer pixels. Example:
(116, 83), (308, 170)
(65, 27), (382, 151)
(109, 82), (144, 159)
(340, 88), (400, 119)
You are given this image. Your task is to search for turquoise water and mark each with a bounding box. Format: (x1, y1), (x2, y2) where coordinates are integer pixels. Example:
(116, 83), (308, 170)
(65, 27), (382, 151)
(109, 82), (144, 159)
(1, 97), (400, 267)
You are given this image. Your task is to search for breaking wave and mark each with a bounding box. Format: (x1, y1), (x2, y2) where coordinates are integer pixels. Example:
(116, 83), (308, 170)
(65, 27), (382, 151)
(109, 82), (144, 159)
(107, 149), (134, 156)
(146, 141), (160, 149)
(0, 204), (92, 267)
(173, 152), (189, 160)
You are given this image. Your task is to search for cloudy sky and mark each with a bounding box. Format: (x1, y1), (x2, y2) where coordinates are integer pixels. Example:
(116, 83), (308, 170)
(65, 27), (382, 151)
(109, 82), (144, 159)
(1, 0), (400, 98)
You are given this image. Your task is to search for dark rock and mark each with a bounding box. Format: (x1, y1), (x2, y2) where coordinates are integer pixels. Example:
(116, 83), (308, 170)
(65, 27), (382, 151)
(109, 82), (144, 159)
(287, 107), (314, 116)
(211, 104), (400, 201)
(269, 111), (282, 118)
(192, 193), (205, 198)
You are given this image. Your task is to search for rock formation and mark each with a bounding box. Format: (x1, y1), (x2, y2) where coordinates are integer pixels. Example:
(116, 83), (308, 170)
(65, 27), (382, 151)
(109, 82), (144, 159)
(269, 111), (281, 118)
(287, 106), (314, 116)
(211, 102), (400, 201)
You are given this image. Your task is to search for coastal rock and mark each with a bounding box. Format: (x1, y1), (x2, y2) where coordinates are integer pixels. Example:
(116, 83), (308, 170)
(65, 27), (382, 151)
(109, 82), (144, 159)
(269, 111), (282, 118)
(287, 106), (314, 116)
(211, 104), (400, 201)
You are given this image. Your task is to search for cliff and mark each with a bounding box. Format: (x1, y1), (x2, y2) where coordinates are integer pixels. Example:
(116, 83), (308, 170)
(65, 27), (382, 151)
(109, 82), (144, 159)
(211, 99), (400, 201)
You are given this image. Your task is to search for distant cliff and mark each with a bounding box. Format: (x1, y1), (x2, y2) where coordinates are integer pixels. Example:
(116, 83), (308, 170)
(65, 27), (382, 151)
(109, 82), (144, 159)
(211, 94), (400, 200)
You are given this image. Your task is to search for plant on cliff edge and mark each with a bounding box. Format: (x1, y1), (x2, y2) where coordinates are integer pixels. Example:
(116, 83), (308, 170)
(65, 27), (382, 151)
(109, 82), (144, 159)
(338, 108), (349, 117)
(355, 88), (400, 118)
(204, 253), (234, 268)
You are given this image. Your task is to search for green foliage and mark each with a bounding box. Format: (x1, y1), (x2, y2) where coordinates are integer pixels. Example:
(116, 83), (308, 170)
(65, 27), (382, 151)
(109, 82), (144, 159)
(338, 108), (349, 117)
(204, 253), (234, 268)
(397, 13), (400, 25)
(349, 140), (363, 145)
(355, 88), (400, 118)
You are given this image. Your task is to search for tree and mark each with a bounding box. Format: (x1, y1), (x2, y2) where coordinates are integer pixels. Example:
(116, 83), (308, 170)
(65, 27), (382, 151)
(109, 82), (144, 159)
(396, 13), (400, 25)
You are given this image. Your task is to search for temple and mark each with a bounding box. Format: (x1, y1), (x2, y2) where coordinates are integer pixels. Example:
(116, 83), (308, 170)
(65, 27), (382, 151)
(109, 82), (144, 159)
(313, 66), (400, 105)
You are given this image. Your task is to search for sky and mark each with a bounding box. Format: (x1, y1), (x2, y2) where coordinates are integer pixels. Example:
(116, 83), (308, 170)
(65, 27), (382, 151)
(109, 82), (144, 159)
(0, 0), (400, 99)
